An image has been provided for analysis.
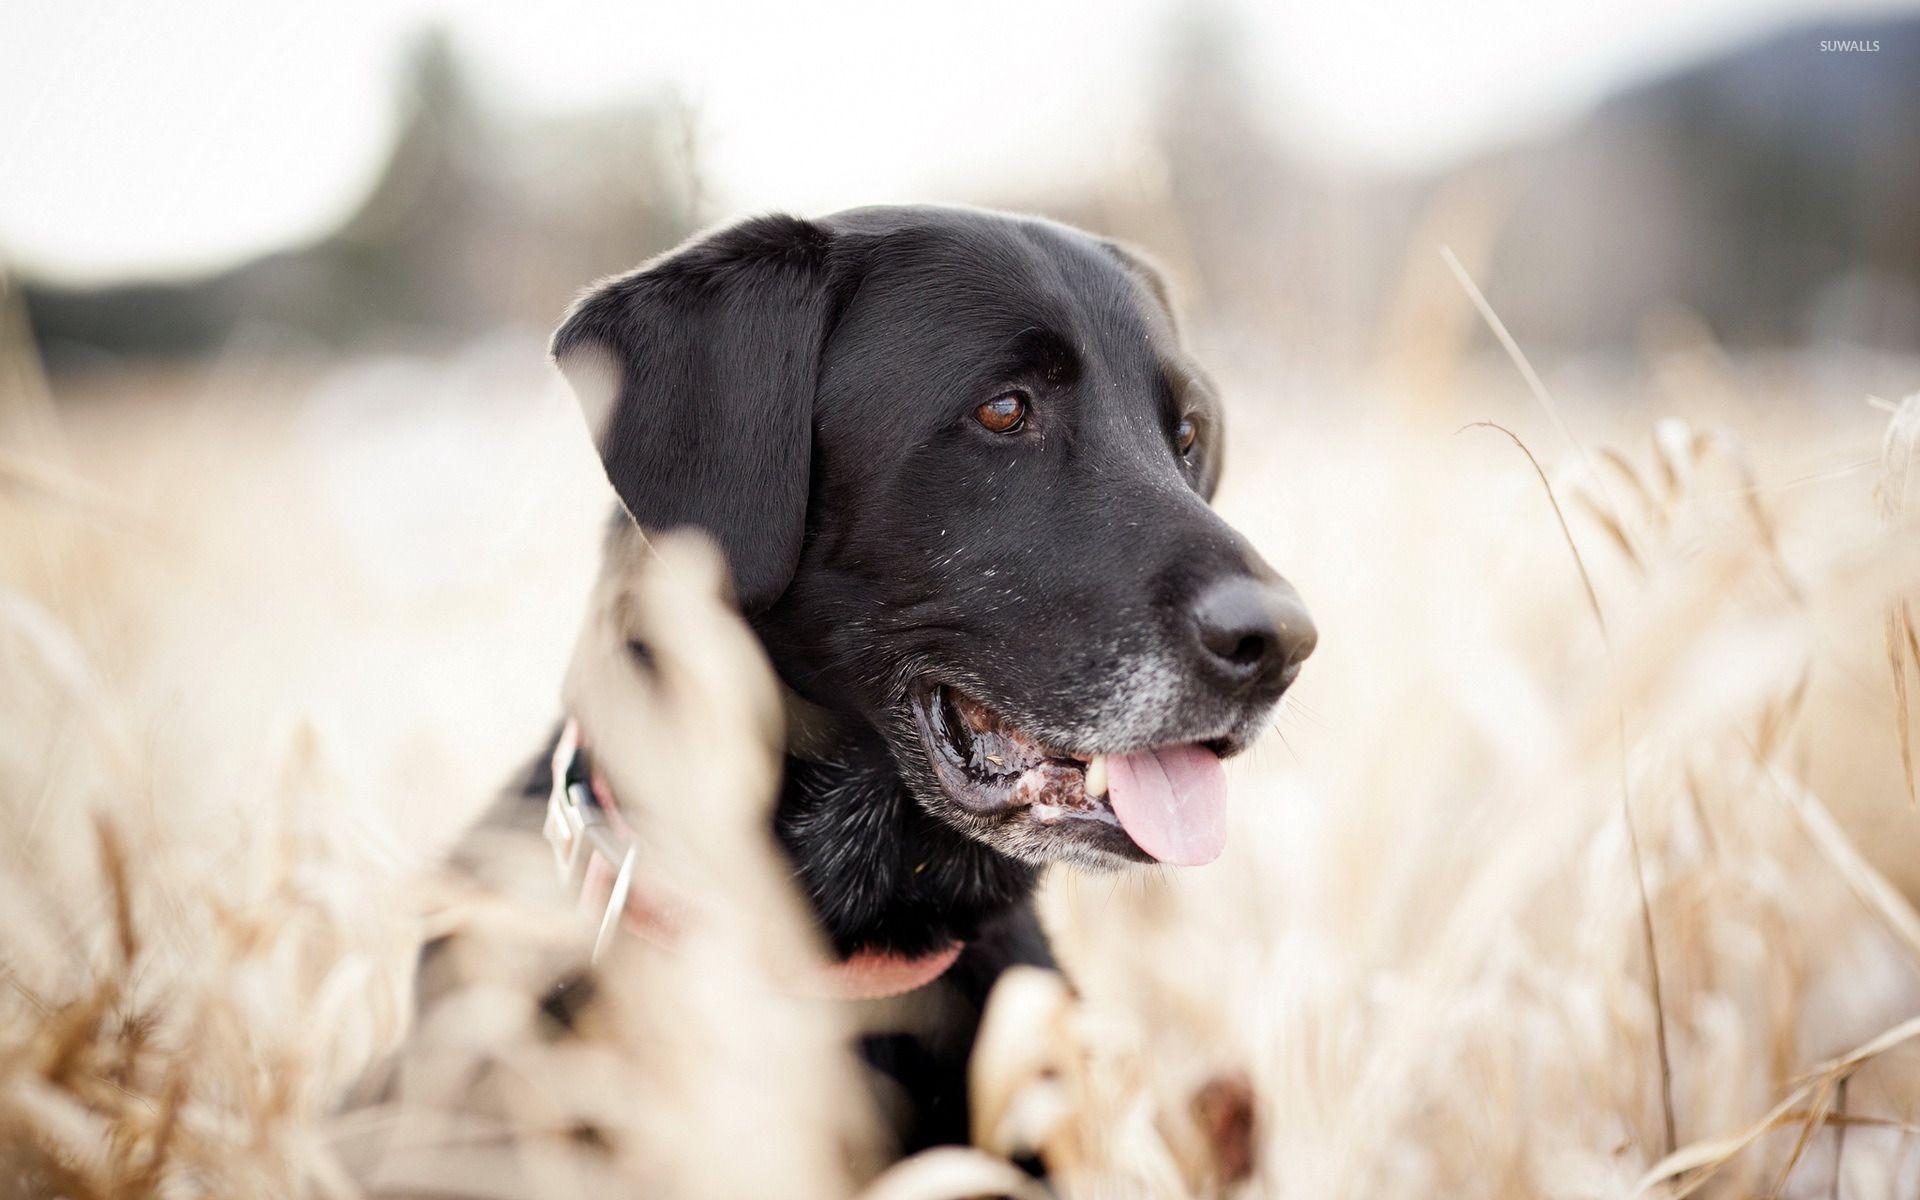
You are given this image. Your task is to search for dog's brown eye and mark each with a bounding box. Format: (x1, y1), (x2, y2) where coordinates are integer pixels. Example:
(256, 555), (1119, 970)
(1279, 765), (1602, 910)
(1176, 417), (1198, 455)
(975, 392), (1027, 434)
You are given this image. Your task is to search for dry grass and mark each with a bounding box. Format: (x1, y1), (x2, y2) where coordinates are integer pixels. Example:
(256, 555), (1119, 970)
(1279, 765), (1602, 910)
(2, 322), (1919, 1198)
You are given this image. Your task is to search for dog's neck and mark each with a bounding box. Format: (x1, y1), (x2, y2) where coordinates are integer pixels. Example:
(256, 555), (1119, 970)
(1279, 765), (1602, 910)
(772, 687), (1039, 960)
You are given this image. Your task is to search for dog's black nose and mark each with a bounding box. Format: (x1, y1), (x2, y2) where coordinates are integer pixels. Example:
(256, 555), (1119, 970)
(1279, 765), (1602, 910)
(1190, 576), (1317, 689)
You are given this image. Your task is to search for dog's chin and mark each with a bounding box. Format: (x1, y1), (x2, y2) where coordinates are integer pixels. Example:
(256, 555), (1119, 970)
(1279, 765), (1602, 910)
(902, 682), (1252, 870)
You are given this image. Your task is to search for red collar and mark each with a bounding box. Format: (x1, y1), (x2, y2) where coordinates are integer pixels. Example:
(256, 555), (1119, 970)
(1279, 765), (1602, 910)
(542, 718), (962, 999)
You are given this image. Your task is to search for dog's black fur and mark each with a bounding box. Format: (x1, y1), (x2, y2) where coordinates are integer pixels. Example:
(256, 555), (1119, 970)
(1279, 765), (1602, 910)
(486, 206), (1313, 1153)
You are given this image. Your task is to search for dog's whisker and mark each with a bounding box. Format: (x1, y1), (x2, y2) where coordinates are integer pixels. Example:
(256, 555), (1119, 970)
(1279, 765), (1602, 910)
(1283, 696), (1329, 730)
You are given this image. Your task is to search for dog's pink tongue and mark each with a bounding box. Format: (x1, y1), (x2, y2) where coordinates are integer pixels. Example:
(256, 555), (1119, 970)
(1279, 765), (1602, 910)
(1105, 743), (1228, 866)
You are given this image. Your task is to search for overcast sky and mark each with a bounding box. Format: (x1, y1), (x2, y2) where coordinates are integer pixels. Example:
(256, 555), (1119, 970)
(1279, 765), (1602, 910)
(1, 0), (1910, 283)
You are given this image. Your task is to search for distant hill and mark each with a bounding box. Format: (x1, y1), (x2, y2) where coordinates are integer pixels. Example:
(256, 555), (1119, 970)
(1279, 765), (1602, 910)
(1038, 10), (1920, 369)
(1481, 14), (1920, 351)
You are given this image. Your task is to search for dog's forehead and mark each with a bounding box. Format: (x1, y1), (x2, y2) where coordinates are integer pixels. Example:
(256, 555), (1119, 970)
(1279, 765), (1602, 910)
(844, 212), (1161, 339)
(827, 209), (1189, 405)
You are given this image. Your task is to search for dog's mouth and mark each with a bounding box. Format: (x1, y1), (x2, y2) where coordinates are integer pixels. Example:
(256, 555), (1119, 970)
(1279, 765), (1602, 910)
(907, 685), (1231, 866)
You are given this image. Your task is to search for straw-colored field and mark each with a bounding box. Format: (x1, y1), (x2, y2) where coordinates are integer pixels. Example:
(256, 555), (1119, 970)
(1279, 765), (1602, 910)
(3, 325), (1919, 1197)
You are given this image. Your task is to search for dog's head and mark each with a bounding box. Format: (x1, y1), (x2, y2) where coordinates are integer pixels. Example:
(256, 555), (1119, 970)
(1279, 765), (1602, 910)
(552, 206), (1314, 871)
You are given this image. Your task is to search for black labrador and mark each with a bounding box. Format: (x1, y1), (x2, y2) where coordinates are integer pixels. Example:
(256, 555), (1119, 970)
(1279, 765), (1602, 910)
(474, 204), (1315, 1154)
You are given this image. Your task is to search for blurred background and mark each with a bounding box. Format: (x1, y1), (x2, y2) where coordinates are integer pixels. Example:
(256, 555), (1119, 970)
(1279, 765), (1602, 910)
(5, 0), (1918, 391)
(5, 3), (1920, 1196)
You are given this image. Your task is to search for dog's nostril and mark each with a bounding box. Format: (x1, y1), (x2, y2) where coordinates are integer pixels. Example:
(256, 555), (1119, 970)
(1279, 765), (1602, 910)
(1223, 632), (1267, 667)
(1190, 576), (1317, 685)
(1196, 611), (1270, 671)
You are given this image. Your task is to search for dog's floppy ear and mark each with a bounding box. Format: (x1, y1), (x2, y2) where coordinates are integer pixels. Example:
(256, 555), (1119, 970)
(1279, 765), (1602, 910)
(1100, 239), (1181, 336)
(551, 215), (844, 614)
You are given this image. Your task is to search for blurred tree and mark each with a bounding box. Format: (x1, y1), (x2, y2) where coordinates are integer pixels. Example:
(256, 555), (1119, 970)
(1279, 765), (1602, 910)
(21, 29), (700, 371)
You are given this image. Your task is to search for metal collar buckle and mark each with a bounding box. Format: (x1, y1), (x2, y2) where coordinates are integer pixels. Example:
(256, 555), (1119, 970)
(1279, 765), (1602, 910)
(541, 720), (639, 961)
